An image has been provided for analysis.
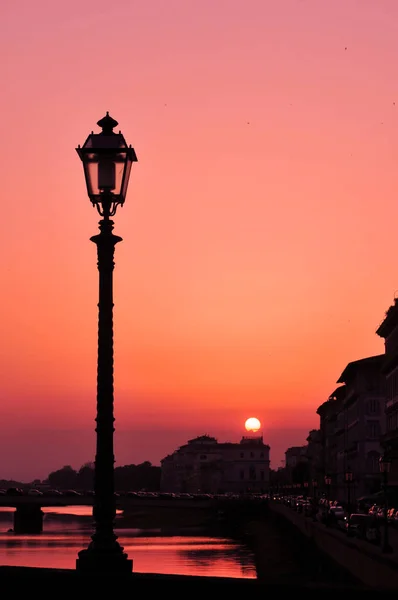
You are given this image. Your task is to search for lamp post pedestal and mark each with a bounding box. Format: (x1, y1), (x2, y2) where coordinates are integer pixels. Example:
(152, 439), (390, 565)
(77, 546), (132, 574)
(76, 216), (132, 574)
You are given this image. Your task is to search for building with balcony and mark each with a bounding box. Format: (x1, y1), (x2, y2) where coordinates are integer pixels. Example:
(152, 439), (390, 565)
(336, 355), (384, 500)
(376, 298), (398, 486)
(160, 434), (270, 494)
(316, 358), (384, 505)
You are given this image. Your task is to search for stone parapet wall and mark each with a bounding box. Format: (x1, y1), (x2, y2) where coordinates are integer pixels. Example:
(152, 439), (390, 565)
(270, 502), (398, 589)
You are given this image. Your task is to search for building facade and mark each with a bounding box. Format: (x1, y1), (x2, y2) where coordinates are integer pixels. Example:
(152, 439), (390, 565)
(160, 434), (270, 494)
(306, 429), (322, 483)
(315, 357), (384, 503)
(285, 446), (307, 469)
(376, 298), (398, 486)
(316, 385), (346, 495)
(315, 357), (385, 504)
(336, 355), (385, 500)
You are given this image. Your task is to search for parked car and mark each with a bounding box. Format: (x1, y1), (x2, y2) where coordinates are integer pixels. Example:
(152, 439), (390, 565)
(368, 504), (378, 516)
(63, 490), (82, 496)
(5, 487), (24, 496)
(345, 513), (378, 540)
(42, 489), (63, 496)
(329, 505), (345, 521)
(302, 501), (313, 516)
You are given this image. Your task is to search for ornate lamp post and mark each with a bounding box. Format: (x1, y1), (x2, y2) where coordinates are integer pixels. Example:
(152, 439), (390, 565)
(303, 481), (309, 499)
(379, 455), (393, 554)
(312, 479), (318, 499)
(75, 113), (138, 573)
(312, 479), (318, 521)
(324, 475), (332, 506)
(345, 468), (353, 516)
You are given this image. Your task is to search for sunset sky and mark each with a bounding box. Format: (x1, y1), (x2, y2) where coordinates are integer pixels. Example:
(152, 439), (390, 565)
(1, 0), (397, 481)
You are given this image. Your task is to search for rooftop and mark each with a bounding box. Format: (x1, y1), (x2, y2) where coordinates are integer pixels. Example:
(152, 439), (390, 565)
(316, 385), (346, 416)
(337, 355), (384, 384)
(187, 435), (217, 445)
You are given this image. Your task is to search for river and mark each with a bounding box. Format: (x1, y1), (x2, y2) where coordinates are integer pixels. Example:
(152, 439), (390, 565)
(0, 507), (256, 578)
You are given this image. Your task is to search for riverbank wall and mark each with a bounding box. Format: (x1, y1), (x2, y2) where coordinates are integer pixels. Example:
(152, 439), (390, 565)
(270, 501), (398, 589)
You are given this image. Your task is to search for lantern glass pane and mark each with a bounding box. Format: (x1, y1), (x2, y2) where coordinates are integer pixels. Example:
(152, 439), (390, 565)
(83, 158), (100, 198)
(121, 158), (133, 201)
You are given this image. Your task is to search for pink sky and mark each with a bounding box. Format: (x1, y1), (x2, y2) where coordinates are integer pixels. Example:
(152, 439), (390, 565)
(0, 0), (397, 480)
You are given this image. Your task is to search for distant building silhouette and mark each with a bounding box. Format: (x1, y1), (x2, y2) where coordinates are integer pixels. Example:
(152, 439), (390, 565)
(306, 429), (322, 483)
(285, 446), (307, 469)
(317, 385), (346, 490)
(160, 434), (270, 494)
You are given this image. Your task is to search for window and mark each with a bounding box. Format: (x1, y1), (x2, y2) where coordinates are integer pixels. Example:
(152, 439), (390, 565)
(260, 452), (264, 458)
(240, 470), (244, 480)
(250, 452), (254, 458)
(366, 420), (380, 439)
(387, 369), (398, 402)
(249, 466), (256, 480)
(200, 454), (207, 460)
(366, 451), (380, 474)
(366, 374), (379, 392)
(367, 399), (380, 415)
(240, 452), (244, 458)
(388, 411), (398, 433)
(260, 471), (264, 480)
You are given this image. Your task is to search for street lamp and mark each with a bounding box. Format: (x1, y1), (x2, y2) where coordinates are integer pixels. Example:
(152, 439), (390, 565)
(75, 113), (138, 573)
(303, 481), (309, 499)
(312, 479), (318, 521)
(379, 455), (393, 554)
(345, 468), (353, 516)
(324, 475), (332, 505)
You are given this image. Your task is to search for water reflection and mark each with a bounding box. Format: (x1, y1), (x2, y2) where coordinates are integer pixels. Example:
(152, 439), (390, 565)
(0, 507), (256, 579)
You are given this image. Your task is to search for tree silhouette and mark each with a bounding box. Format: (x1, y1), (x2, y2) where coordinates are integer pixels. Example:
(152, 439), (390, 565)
(76, 464), (94, 490)
(48, 465), (77, 489)
(46, 462), (161, 492)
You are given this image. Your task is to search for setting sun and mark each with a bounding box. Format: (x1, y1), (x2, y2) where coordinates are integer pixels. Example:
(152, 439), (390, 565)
(245, 417), (261, 432)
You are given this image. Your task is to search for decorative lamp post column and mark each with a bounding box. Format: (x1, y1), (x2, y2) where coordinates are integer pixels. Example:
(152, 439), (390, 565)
(324, 475), (331, 506)
(379, 455), (393, 554)
(345, 468), (353, 516)
(303, 481), (309, 500)
(312, 479), (318, 521)
(312, 479), (318, 500)
(75, 113), (138, 573)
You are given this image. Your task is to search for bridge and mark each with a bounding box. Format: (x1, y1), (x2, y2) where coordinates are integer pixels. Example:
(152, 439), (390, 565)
(0, 494), (213, 509)
(0, 493), (268, 534)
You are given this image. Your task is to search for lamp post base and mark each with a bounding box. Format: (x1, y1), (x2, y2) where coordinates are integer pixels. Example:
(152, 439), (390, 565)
(76, 546), (133, 574)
